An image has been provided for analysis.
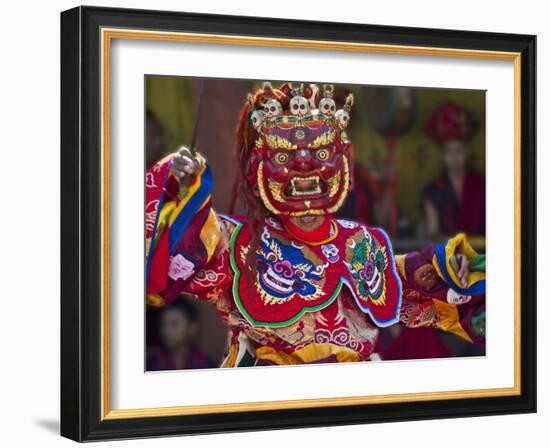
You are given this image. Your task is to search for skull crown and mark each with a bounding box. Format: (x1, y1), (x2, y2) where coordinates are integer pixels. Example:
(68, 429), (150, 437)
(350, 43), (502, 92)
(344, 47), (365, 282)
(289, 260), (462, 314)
(247, 82), (354, 132)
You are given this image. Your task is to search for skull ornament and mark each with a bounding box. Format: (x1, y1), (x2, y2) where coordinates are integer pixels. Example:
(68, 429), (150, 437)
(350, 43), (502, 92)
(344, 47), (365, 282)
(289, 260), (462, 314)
(319, 98), (336, 116)
(335, 109), (350, 128)
(447, 289), (472, 305)
(264, 99), (282, 118)
(321, 243), (340, 263)
(289, 95), (309, 116)
(250, 109), (265, 130)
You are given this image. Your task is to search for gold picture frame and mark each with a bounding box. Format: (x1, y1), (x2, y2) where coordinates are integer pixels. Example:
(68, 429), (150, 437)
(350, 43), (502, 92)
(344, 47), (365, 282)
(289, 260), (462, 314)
(61, 6), (536, 441)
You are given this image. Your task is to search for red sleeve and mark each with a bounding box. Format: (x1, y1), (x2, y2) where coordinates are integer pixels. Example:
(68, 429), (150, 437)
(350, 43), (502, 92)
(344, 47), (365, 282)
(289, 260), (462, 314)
(145, 154), (232, 307)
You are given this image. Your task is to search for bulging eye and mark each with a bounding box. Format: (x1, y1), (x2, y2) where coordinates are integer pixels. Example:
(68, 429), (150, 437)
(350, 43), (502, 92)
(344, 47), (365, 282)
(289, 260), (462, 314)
(274, 152), (289, 164)
(296, 270), (305, 279)
(316, 148), (330, 161)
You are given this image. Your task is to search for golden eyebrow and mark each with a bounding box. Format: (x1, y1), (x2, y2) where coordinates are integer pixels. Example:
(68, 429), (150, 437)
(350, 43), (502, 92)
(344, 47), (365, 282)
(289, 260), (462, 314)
(265, 134), (297, 150)
(307, 130), (335, 149)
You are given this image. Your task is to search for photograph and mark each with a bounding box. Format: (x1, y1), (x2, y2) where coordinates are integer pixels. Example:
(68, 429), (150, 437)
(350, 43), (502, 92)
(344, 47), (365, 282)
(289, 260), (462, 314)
(144, 77), (487, 370)
(0, 0), (545, 445)
(57, 6), (538, 441)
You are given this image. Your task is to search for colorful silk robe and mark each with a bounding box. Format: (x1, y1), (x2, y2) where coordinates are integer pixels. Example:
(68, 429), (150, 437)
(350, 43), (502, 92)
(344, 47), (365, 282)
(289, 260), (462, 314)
(146, 155), (486, 366)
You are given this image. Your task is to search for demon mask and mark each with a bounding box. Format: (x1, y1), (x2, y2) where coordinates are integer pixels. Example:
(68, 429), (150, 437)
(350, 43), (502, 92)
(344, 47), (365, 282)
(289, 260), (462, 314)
(241, 82), (355, 217)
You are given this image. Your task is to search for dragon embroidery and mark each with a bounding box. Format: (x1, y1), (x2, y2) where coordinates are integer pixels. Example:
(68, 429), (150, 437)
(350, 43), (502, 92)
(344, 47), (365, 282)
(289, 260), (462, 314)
(252, 228), (328, 305)
(345, 228), (388, 305)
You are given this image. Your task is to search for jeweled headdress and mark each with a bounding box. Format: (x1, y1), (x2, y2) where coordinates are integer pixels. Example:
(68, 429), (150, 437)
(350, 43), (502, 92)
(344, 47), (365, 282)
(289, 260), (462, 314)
(248, 82), (354, 148)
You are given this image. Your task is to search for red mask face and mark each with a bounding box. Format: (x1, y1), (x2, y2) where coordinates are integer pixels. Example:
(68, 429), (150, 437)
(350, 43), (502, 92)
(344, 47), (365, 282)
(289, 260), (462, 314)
(252, 120), (353, 216)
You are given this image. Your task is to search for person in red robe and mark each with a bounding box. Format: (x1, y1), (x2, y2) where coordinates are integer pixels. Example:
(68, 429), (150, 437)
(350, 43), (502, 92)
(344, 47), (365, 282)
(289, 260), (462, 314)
(145, 83), (485, 367)
(422, 101), (485, 237)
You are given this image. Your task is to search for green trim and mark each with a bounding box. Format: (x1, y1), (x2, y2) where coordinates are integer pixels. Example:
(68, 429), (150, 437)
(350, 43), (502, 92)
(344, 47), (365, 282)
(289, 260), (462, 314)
(237, 350), (256, 367)
(229, 224), (344, 328)
(269, 113), (331, 126)
(471, 254), (486, 272)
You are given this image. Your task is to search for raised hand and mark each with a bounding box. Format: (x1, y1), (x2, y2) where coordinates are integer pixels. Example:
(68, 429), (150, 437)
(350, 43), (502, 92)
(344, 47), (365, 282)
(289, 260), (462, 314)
(450, 254), (470, 288)
(172, 146), (201, 184)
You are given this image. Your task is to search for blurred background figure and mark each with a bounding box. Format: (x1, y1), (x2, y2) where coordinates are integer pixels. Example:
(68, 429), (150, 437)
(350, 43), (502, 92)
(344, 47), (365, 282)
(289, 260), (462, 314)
(422, 101), (485, 238)
(147, 296), (216, 370)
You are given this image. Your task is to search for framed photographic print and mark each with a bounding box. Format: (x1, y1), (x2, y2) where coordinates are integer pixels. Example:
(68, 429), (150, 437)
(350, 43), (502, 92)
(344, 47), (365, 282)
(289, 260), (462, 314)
(60, 6), (536, 442)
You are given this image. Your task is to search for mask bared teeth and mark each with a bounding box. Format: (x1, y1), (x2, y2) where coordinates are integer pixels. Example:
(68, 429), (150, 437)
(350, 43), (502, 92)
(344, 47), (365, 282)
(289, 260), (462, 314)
(290, 176), (321, 196)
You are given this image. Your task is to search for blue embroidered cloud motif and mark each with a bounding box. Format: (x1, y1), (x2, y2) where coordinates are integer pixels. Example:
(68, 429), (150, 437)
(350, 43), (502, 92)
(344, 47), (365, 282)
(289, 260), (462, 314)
(255, 228), (325, 304)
